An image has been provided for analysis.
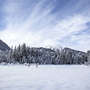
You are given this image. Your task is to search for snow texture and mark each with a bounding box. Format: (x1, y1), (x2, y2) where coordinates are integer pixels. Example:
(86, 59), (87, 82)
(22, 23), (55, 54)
(0, 65), (90, 90)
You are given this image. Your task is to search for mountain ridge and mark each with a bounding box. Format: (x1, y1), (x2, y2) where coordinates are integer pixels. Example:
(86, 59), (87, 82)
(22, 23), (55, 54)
(0, 40), (10, 51)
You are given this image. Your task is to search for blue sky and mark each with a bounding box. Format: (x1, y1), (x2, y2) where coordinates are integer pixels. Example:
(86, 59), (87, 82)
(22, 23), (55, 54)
(0, 0), (90, 51)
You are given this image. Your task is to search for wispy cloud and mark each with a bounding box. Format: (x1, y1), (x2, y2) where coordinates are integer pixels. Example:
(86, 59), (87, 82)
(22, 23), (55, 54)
(0, 0), (90, 51)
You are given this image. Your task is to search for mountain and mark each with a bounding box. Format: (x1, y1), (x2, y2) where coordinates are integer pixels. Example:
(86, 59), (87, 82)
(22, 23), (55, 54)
(0, 42), (88, 64)
(0, 40), (10, 51)
(63, 47), (86, 55)
(62, 47), (87, 64)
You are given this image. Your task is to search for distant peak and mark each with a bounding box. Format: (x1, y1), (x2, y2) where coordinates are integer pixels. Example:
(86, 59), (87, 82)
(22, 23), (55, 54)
(0, 40), (10, 51)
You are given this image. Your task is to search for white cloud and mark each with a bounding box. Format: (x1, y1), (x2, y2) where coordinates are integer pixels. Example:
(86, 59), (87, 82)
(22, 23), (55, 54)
(0, 0), (90, 51)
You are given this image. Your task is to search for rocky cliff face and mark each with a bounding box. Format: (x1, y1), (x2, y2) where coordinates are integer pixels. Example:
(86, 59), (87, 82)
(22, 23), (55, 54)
(0, 40), (10, 51)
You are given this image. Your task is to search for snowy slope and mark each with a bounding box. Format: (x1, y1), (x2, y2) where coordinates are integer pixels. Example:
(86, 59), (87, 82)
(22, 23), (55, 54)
(0, 40), (10, 51)
(0, 65), (90, 90)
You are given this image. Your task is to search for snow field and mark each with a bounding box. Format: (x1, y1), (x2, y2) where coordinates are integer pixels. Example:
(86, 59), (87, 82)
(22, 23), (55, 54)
(0, 65), (90, 90)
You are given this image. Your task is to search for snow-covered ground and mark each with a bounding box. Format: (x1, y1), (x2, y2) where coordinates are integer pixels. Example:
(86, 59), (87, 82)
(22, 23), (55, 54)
(0, 65), (90, 90)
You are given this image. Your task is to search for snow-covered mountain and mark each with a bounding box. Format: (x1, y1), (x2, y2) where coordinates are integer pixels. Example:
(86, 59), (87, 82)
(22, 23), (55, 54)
(0, 40), (10, 51)
(0, 41), (89, 64)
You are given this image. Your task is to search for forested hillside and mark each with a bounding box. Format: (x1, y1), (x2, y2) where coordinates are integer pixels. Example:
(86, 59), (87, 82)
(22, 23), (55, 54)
(0, 43), (89, 64)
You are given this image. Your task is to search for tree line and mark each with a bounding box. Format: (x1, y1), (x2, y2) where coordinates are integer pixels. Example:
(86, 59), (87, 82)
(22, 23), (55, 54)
(0, 43), (89, 64)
